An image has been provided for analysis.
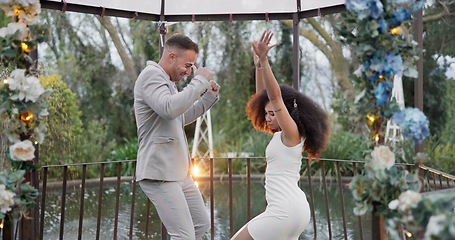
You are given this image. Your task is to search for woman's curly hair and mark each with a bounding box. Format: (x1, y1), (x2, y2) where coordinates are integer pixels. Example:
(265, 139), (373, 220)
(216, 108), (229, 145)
(245, 84), (330, 159)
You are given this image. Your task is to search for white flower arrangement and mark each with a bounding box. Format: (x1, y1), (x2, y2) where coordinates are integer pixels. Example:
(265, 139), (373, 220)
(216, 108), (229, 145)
(0, 185), (16, 214)
(386, 190), (455, 239)
(0, 22), (28, 39)
(350, 145), (420, 216)
(388, 190), (422, 212)
(0, 0), (48, 223)
(0, 0), (40, 25)
(7, 68), (45, 102)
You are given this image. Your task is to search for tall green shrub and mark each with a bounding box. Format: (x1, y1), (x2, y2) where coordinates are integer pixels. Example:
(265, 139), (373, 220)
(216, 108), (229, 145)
(40, 75), (83, 166)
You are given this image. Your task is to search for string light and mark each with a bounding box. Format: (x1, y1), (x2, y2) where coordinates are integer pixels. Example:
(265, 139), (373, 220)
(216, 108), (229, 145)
(404, 230), (412, 238)
(20, 112), (33, 123)
(390, 27), (402, 35)
(367, 114), (378, 126)
(13, 8), (20, 17)
(367, 114), (376, 123)
(21, 42), (30, 52)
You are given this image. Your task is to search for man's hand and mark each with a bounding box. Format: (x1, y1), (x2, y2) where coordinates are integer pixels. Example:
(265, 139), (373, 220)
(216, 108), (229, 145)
(208, 80), (220, 97)
(193, 66), (215, 81)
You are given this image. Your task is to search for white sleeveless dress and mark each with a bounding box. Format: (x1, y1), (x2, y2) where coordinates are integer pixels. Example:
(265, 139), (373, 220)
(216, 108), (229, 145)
(247, 131), (310, 240)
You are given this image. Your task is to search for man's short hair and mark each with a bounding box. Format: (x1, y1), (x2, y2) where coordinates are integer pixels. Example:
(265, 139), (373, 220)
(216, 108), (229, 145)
(165, 34), (199, 53)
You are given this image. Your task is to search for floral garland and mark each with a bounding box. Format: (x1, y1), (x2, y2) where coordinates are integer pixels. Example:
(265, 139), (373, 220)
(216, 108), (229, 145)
(0, 0), (49, 222)
(341, 0), (455, 239)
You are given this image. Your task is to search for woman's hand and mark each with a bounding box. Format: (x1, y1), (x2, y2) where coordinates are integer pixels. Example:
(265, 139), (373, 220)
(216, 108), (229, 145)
(252, 30), (278, 61)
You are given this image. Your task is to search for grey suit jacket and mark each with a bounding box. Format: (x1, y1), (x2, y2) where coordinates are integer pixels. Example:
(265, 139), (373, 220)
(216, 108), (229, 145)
(134, 61), (218, 182)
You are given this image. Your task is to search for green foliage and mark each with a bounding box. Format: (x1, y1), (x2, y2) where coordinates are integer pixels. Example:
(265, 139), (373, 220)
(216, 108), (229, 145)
(349, 146), (420, 217)
(274, 22), (294, 85)
(388, 190), (455, 240)
(39, 75), (83, 165)
(41, 11), (136, 145)
(321, 129), (371, 161)
(107, 138), (138, 176)
(402, 71), (455, 175)
(212, 129), (268, 175)
(210, 22), (257, 144)
(39, 75), (115, 179)
(424, 139), (455, 175)
(0, 10), (10, 27)
(78, 119), (116, 163)
(0, 170), (38, 220)
(306, 130), (372, 177)
(438, 79), (455, 144)
(424, 2), (455, 57)
(129, 20), (161, 68)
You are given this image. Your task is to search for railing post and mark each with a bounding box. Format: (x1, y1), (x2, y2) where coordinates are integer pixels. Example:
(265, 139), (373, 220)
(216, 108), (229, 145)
(372, 203), (386, 240)
(2, 215), (14, 240)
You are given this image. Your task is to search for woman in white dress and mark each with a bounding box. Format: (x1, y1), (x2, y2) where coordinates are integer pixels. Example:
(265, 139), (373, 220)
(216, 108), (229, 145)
(231, 30), (330, 240)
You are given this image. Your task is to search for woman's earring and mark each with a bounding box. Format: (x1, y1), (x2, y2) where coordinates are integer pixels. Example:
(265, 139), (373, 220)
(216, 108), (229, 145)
(293, 99), (297, 108)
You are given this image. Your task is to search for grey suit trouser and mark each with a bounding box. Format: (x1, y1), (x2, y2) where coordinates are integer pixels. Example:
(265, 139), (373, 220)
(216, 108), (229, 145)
(139, 176), (210, 240)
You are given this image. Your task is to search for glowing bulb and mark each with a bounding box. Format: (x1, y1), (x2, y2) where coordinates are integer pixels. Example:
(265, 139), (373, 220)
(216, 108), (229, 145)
(404, 230), (412, 238)
(192, 165), (200, 177)
(21, 42), (30, 52)
(379, 75), (384, 79)
(20, 112), (33, 123)
(367, 114), (376, 123)
(390, 27), (402, 35)
(374, 135), (380, 143)
(14, 8), (20, 16)
(0, 219), (3, 229)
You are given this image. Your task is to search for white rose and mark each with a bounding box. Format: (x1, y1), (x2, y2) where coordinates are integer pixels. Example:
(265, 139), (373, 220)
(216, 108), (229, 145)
(0, 22), (28, 39)
(397, 190), (422, 212)
(7, 69), (27, 91)
(9, 140), (35, 161)
(23, 75), (44, 102)
(0, 184), (16, 214)
(8, 22), (29, 39)
(7, 69), (44, 102)
(388, 199), (399, 210)
(371, 145), (395, 170)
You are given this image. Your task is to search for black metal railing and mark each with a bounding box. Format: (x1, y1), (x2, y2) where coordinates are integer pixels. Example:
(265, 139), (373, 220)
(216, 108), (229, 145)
(34, 158), (455, 240)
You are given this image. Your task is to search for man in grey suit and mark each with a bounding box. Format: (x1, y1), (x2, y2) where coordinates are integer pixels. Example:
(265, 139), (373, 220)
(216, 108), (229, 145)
(134, 33), (220, 240)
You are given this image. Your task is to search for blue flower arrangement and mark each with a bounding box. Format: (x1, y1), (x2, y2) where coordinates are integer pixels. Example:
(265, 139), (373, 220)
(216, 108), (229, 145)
(392, 107), (430, 144)
(340, 0), (455, 239)
(340, 0), (428, 141)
